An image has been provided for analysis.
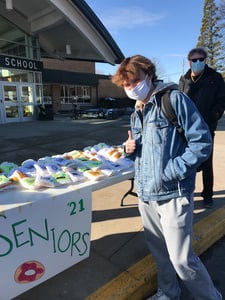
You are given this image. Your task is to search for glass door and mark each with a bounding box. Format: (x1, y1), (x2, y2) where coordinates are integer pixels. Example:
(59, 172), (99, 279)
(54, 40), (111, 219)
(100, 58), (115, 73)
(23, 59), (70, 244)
(19, 84), (35, 120)
(2, 83), (20, 122)
(1, 83), (34, 123)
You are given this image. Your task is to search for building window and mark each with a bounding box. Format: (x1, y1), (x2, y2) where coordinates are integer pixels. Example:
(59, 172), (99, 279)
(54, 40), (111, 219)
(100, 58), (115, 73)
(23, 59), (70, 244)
(36, 85), (44, 104)
(0, 68), (33, 82)
(60, 85), (91, 104)
(0, 16), (40, 60)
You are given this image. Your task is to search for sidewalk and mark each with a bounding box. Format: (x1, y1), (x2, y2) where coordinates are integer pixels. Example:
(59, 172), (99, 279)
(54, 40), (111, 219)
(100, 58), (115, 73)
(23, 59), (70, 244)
(1, 114), (224, 300)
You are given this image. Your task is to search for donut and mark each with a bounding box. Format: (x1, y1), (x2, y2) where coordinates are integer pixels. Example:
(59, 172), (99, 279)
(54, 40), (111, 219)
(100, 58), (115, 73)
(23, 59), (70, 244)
(14, 260), (45, 284)
(0, 175), (13, 189)
(9, 170), (27, 182)
(83, 169), (105, 181)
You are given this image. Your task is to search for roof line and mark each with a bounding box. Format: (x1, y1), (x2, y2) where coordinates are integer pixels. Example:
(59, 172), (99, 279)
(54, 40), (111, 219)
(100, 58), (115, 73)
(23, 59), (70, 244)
(71, 0), (124, 64)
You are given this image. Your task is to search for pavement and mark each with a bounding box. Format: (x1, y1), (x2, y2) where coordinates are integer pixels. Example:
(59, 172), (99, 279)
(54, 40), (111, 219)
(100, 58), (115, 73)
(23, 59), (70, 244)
(1, 113), (225, 300)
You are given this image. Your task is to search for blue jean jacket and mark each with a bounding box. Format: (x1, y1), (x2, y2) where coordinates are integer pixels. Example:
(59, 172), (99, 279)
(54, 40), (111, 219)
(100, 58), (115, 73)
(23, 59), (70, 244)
(130, 82), (212, 202)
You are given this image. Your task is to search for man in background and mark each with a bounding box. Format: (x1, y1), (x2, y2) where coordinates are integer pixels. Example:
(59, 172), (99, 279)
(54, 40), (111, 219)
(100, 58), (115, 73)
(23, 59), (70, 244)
(179, 47), (225, 208)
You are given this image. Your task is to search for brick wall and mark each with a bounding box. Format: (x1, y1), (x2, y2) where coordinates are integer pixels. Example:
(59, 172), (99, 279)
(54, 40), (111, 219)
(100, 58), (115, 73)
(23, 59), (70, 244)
(41, 59), (129, 111)
(98, 77), (126, 99)
(42, 58), (95, 73)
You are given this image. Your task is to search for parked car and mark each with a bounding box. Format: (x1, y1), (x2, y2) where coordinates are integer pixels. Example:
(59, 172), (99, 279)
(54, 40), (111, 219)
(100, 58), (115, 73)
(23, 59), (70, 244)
(104, 108), (119, 119)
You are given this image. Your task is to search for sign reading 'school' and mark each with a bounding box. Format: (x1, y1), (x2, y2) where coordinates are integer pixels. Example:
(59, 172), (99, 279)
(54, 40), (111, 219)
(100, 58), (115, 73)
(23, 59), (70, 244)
(0, 186), (92, 299)
(0, 54), (43, 71)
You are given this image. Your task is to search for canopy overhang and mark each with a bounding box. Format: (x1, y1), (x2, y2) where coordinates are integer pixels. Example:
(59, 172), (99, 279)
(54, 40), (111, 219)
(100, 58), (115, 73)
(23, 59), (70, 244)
(0, 0), (124, 65)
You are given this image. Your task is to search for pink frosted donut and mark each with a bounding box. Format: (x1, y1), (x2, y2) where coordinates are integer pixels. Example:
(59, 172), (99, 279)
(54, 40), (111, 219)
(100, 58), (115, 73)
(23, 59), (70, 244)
(14, 260), (45, 284)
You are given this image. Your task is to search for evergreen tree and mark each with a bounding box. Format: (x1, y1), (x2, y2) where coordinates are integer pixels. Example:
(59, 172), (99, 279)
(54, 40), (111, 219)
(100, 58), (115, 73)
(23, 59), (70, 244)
(197, 0), (223, 72)
(218, 0), (225, 76)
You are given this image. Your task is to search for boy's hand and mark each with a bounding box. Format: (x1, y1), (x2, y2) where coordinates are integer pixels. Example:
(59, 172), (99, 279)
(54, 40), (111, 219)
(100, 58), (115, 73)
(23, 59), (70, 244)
(125, 130), (136, 153)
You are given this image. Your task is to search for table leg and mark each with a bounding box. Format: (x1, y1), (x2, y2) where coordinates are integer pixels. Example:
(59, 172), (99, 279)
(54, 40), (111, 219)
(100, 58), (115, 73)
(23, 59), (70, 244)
(120, 178), (137, 206)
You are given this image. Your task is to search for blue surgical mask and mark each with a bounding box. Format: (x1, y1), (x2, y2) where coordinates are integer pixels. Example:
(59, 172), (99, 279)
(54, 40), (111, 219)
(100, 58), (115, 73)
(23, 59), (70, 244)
(191, 60), (205, 73)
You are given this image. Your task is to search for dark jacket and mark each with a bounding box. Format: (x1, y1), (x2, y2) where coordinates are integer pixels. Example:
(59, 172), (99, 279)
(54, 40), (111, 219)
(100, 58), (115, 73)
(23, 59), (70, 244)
(179, 65), (225, 132)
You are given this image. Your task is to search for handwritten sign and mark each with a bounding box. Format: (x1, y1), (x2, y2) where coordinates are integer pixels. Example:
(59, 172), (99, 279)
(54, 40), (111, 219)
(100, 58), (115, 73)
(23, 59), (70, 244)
(0, 186), (92, 299)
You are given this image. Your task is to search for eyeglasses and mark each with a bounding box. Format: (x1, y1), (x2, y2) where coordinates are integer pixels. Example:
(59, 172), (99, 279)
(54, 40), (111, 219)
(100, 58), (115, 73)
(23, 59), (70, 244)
(190, 58), (205, 63)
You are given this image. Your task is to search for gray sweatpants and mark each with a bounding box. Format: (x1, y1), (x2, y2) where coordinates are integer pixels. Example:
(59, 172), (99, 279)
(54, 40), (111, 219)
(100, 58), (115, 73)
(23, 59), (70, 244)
(138, 196), (221, 300)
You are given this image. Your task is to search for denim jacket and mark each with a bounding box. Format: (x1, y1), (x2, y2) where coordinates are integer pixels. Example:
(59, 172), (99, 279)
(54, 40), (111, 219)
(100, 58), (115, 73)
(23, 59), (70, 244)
(130, 82), (212, 202)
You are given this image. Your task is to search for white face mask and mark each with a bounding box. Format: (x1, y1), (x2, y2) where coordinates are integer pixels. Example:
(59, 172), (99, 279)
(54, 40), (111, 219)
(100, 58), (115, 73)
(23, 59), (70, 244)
(124, 76), (151, 101)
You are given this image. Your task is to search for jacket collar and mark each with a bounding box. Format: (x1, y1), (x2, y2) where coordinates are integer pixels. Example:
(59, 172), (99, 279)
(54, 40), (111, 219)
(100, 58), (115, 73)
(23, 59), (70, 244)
(147, 82), (178, 104)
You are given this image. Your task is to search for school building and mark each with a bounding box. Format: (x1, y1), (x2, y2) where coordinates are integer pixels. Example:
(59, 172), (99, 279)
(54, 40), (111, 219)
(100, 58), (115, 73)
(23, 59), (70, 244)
(0, 0), (126, 124)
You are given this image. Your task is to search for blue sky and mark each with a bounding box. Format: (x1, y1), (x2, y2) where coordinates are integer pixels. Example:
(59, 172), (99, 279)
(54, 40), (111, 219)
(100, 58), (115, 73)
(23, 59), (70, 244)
(85, 0), (207, 83)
